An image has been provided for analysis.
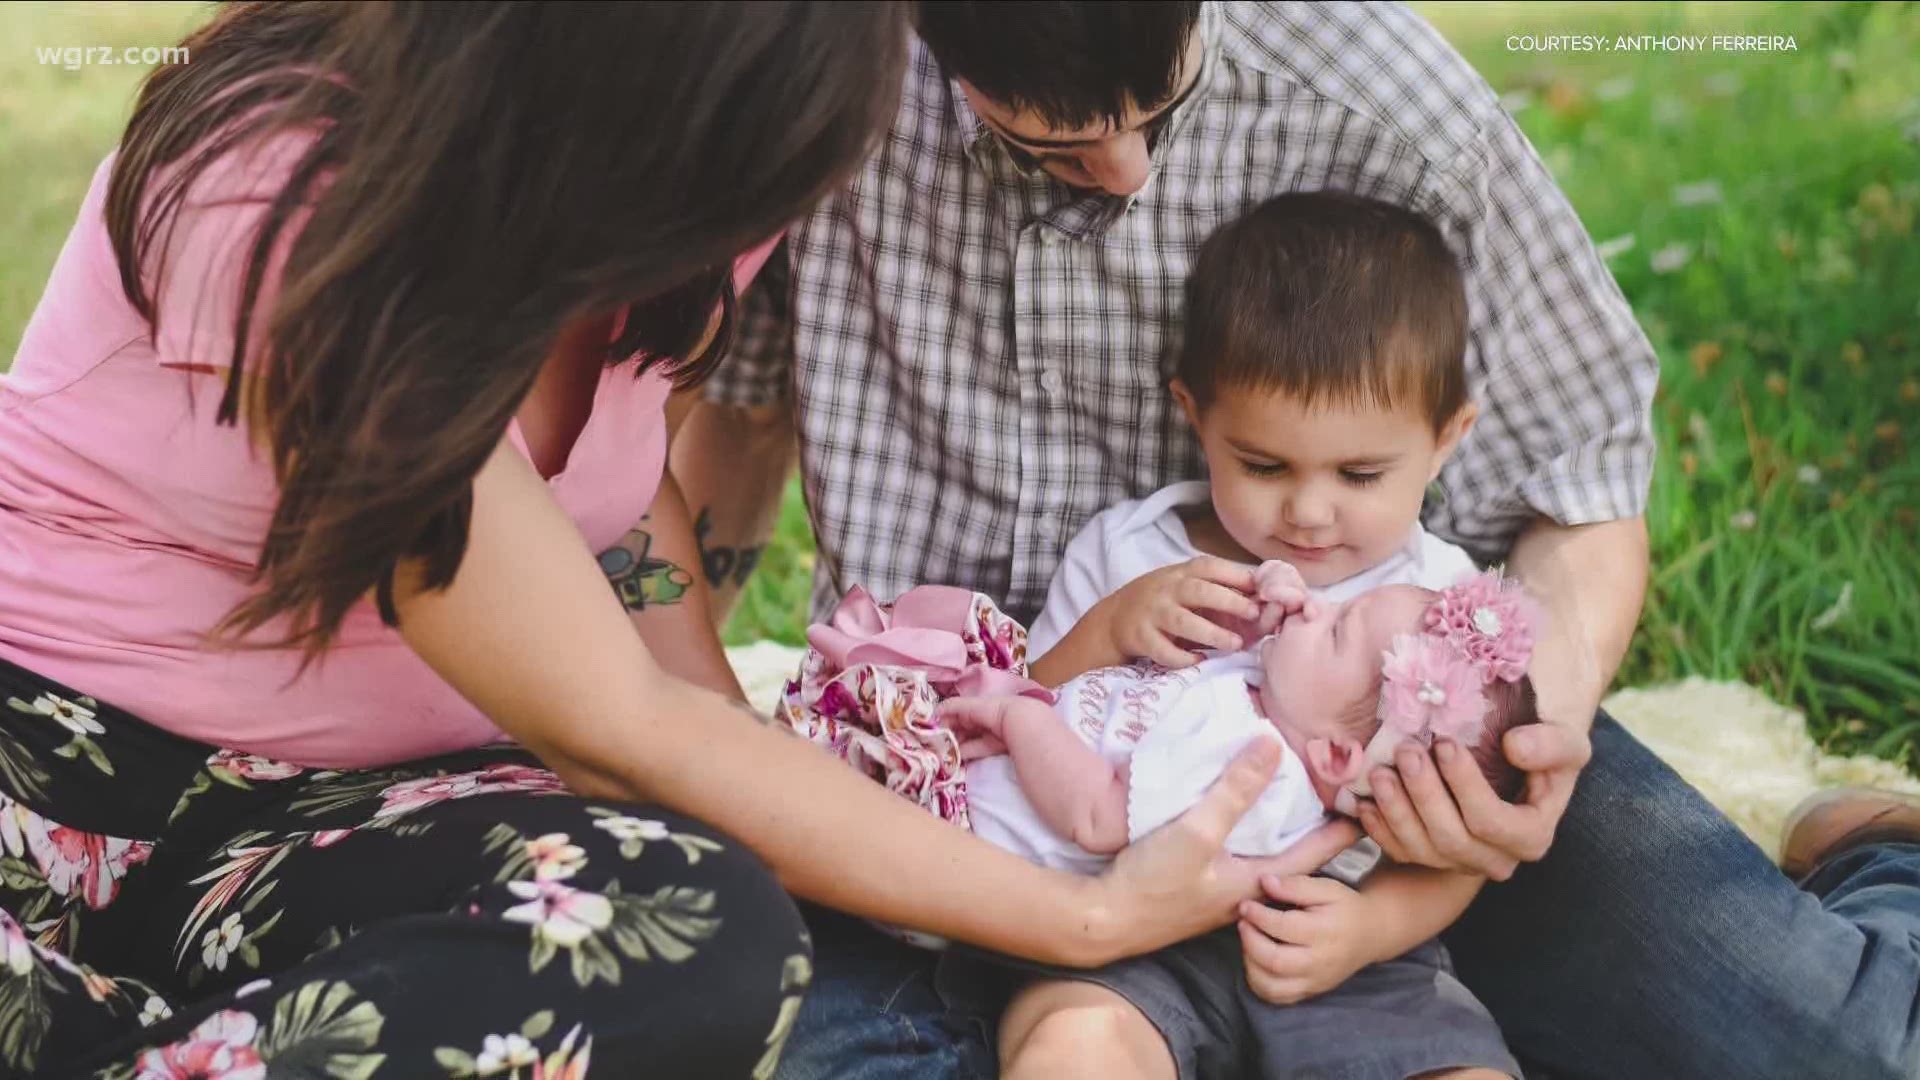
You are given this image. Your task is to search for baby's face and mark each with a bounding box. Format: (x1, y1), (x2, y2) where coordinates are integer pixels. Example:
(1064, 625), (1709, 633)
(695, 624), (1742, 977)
(1178, 386), (1468, 588)
(1258, 584), (1432, 742)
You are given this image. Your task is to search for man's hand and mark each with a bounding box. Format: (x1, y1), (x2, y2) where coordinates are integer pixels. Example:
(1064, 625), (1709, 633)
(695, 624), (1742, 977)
(1358, 722), (1592, 880)
(1356, 517), (1646, 879)
(1237, 875), (1380, 1005)
(1095, 556), (1262, 669)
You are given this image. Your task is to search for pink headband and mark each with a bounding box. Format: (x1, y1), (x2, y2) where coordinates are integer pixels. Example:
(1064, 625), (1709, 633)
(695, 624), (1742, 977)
(1337, 570), (1539, 813)
(1379, 569), (1538, 745)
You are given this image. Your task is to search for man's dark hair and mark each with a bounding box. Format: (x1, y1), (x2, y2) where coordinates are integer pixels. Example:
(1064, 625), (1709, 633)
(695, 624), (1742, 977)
(1176, 190), (1470, 433)
(914, 2), (1202, 128)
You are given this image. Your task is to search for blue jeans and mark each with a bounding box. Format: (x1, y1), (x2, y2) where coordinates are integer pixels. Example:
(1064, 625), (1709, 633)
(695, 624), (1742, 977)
(776, 713), (1920, 1079)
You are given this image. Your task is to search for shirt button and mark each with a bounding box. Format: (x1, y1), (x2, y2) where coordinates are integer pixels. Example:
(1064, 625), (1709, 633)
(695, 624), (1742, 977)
(1039, 368), (1064, 393)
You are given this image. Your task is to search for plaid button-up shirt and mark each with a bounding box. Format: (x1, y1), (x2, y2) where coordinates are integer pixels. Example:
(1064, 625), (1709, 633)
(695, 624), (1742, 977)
(714, 1), (1658, 626)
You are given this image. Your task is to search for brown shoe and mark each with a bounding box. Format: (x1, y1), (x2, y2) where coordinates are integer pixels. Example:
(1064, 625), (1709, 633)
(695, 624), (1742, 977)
(1780, 788), (1920, 879)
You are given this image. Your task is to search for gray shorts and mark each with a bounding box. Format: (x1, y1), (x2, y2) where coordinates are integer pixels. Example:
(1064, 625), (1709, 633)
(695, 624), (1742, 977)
(1001, 929), (1519, 1080)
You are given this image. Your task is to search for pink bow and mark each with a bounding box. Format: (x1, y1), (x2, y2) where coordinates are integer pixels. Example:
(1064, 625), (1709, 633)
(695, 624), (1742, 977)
(807, 586), (1056, 703)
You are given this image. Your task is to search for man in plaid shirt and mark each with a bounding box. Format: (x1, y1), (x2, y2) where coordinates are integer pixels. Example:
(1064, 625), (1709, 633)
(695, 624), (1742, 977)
(676, 4), (1920, 1077)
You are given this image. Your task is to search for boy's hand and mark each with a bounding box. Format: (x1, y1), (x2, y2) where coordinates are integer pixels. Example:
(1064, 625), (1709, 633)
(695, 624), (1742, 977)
(1099, 556), (1261, 669)
(936, 697), (1010, 761)
(1236, 874), (1381, 1005)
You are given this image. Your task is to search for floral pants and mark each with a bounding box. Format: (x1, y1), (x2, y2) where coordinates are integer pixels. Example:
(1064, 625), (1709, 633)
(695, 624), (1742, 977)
(0, 657), (811, 1079)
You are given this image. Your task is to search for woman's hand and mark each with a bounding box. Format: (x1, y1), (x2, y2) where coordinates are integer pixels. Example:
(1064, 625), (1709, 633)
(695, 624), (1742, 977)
(1237, 874), (1380, 1005)
(1081, 739), (1361, 965)
(1095, 556), (1263, 670)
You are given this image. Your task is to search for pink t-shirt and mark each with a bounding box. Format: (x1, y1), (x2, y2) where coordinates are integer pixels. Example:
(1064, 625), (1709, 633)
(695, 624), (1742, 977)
(0, 138), (773, 768)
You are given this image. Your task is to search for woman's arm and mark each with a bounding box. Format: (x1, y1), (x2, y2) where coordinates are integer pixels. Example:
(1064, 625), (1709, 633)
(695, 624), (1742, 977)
(395, 440), (1360, 967)
(599, 470), (743, 700)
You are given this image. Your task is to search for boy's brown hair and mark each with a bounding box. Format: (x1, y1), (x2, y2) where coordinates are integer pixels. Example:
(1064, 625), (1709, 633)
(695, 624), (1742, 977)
(1177, 190), (1470, 433)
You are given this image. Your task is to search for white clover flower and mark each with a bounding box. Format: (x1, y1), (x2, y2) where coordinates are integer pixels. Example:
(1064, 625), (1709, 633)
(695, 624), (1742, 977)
(1594, 234), (1637, 262)
(1811, 583), (1854, 632)
(1595, 75), (1637, 102)
(1672, 180), (1724, 207)
(1650, 243), (1694, 275)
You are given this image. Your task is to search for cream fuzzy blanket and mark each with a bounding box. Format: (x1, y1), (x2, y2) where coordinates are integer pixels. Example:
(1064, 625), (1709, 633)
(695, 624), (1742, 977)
(725, 642), (1919, 864)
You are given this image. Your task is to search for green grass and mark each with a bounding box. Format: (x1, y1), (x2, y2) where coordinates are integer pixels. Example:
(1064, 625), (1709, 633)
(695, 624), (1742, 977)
(1412, 0), (1920, 763)
(0, 3), (206, 342)
(4, 3), (1917, 764)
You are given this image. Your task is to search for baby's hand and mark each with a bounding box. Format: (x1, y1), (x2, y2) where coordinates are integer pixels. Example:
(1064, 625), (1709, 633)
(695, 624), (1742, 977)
(1251, 560), (1310, 635)
(1098, 556), (1262, 669)
(936, 697), (1011, 761)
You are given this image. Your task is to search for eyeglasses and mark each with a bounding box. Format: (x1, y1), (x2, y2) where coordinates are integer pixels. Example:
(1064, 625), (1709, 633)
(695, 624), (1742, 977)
(985, 66), (1203, 174)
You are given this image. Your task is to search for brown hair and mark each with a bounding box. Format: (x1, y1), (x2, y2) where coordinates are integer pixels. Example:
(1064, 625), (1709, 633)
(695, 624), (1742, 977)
(1472, 675), (1536, 802)
(106, 2), (906, 656)
(912, 1), (1201, 128)
(1176, 190), (1469, 432)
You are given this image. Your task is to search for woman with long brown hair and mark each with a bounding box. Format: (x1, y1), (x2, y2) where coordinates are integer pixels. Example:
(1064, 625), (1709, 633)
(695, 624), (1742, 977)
(0, 3), (1350, 1076)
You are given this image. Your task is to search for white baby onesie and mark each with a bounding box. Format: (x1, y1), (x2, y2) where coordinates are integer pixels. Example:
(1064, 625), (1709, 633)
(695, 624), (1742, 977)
(966, 650), (1326, 875)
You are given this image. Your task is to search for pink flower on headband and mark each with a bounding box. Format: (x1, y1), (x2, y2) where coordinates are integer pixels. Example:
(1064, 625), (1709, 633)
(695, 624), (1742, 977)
(1424, 571), (1538, 684)
(1377, 633), (1488, 746)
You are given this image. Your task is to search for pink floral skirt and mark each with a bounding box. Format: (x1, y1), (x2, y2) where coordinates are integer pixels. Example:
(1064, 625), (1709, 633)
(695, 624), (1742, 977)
(775, 585), (1055, 831)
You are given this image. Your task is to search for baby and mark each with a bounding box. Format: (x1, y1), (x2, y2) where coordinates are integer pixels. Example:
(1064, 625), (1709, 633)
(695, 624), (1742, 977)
(942, 566), (1536, 877)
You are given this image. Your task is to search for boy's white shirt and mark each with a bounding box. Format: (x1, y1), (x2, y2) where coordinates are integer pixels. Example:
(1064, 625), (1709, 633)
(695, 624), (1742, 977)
(1025, 480), (1479, 657)
(968, 481), (1479, 874)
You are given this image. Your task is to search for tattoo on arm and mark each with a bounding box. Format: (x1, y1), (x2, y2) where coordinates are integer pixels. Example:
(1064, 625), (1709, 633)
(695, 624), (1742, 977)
(693, 507), (766, 589)
(598, 520), (693, 611)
